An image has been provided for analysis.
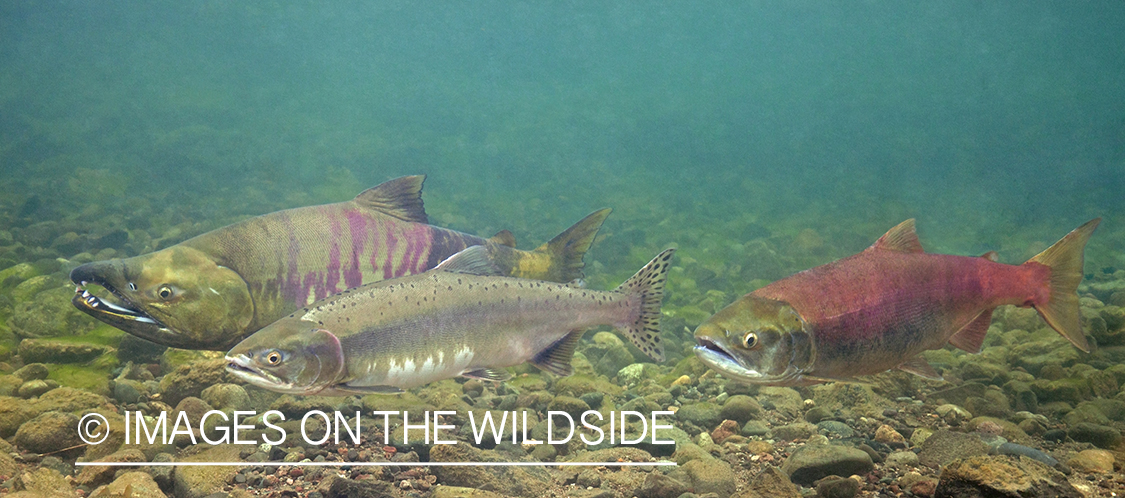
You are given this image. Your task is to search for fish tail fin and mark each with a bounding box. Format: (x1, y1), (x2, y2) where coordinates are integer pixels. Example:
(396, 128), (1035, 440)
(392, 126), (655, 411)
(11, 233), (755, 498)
(613, 248), (676, 362)
(1026, 218), (1100, 353)
(524, 208), (611, 282)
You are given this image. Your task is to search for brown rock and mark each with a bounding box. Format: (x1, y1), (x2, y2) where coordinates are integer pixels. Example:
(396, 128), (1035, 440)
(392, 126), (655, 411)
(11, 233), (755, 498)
(89, 471), (166, 498)
(158, 359), (236, 406)
(76, 448), (146, 487)
(733, 466), (800, 498)
(935, 455), (1082, 498)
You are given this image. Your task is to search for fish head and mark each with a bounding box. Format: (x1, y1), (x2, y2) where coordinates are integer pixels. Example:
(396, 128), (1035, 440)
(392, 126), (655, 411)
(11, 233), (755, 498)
(225, 322), (346, 395)
(693, 295), (816, 386)
(70, 245), (254, 350)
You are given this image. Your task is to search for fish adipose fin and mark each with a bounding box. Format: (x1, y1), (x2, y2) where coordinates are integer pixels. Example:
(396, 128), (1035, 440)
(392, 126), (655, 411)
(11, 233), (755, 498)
(532, 329), (584, 376)
(489, 230), (517, 248)
(1027, 218), (1100, 353)
(435, 246), (503, 276)
(949, 309), (994, 354)
(353, 175), (428, 223)
(462, 368), (513, 382)
(531, 208), (612, 283)
(613, 248), (676, 362)
(897, 356), (943, 381)
(868, 219), (925, 254)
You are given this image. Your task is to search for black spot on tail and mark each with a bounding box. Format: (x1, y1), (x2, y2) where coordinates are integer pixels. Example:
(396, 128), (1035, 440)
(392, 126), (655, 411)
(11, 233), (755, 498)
(613, 248), (675, 362)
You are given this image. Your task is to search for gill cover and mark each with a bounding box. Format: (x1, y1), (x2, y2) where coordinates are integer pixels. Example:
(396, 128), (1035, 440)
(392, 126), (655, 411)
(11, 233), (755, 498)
(693, 295), (815, 385)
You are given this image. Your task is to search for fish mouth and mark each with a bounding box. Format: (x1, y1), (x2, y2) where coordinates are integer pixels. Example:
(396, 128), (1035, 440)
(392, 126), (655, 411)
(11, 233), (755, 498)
(693, 338), (805, 386)
(69, 267), (177, 346)
(225, 354), (301, 394)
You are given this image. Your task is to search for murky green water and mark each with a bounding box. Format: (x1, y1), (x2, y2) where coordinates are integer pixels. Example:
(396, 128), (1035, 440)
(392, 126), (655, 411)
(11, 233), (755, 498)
(1, 2), (1123, 494)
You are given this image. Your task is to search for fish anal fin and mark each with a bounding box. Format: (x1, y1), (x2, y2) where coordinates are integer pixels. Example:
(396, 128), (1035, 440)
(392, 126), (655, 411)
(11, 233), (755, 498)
(949, 309), (994, 354)
(434, 246), (502, 276)
(462, 368), (512, 382)
(868, 219), (924, 253)
(897, 356), (943, 381)
(532, 330), (583, 377)
(980, 251), (999, 262)
(338, 383), (404, 395)
(353, 175), (428, 223)
(489, 230), (517, 248)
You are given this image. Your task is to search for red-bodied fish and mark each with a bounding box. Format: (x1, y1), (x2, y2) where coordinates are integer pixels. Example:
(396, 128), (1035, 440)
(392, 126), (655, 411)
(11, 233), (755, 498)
(69, 175), (610, 350)
(694, 219), (1099, 385)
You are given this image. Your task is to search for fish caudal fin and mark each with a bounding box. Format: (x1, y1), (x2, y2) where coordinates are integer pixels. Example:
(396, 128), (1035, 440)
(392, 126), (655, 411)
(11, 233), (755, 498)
(528, 208), (612, 282)
(1027, 218), (1100, 353)
(613, 248), (676, 362)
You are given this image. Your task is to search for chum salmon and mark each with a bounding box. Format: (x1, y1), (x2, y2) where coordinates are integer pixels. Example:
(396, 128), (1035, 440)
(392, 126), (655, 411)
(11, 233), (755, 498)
(694, 218), (1099, 386)
(225, 246), (675, 395)
(69, 176), (609, 350)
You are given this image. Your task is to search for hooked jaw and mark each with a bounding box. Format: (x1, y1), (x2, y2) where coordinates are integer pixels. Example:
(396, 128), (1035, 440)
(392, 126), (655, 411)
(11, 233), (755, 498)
(70, 262), (178, 346)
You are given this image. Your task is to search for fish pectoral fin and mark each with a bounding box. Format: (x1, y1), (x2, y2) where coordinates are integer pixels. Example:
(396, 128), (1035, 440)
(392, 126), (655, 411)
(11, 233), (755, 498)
(462, 368), (513, 382)
(896, 356), (943, 381)
(489, 230), (517, 248)
(353, 175), (428, 223)
(434, 246), (503, 276)
(337, 383), (404, 395)
(531, 329), (584, 377)
(867, 219), (925, 253)
(949, 309), (994, 354)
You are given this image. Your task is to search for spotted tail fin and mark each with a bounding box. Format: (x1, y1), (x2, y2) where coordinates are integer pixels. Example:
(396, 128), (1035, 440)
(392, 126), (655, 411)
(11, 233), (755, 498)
(613, 248), (675, 362)
(1027, 218), (1100, 353)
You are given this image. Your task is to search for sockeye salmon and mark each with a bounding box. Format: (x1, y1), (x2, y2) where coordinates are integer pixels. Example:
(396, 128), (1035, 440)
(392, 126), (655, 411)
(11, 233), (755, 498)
(225, 246), (675, 395)
(694, 219), (1099, 386)
(69, 176), (610, 350)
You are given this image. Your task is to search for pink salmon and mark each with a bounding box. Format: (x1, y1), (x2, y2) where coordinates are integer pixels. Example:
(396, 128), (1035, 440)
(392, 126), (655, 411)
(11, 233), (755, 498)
(694, 219), (1099, 385)
(225, 246), (674, 395)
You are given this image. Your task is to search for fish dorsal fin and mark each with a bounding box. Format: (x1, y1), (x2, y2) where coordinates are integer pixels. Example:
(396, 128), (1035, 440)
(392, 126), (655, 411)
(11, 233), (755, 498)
(489, 230), (517, 247)
(462, 368), (512, 382)
(531, 329), (583, 377)
(434, 246), (502, 276)
(897, 356), (943, 381)
(868, 219), (924, 253)
(980, 251), (999, 262)
(949, 308), (994, 353)
(353, 175), (428, 223)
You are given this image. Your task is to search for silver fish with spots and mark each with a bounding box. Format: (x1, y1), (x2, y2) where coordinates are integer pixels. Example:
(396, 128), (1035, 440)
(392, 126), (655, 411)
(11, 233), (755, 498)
(225, 246), (675, 395)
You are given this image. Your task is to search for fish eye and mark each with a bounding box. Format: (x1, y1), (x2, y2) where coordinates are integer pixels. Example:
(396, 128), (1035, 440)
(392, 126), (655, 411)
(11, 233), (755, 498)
(265, 351), (282, 366)
(158, 285), (174, 300)
(742, 332), (758, 349)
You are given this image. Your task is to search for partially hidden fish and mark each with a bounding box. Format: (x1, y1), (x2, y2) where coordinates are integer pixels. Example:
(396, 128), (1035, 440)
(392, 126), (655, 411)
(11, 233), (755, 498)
(694, 219), (1099, 386)
(69, 175), (610, 350)
(225, 246), (675, 395)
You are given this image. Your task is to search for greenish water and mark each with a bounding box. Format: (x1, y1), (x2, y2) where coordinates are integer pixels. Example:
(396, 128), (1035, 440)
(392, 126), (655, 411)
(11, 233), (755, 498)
(1, 2), (1123, 353)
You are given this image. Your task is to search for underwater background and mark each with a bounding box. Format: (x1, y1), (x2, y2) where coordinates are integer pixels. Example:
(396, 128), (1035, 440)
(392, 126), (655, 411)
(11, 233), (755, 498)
(1, 1), (1124, 497)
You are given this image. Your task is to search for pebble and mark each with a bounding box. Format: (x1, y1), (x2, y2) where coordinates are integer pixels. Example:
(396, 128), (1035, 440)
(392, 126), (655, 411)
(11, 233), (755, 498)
(780, 443), (874, 486)
(1067, 449), (1115, 473)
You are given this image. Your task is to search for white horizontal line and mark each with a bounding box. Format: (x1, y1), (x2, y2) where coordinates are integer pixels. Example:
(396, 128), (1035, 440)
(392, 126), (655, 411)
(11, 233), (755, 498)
(76, 461), (676, 467)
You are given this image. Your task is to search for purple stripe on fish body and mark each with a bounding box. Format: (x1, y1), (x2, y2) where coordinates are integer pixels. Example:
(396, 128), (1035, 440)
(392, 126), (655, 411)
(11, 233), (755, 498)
(394, 230), (413, 278)
(326, 213), (343, 295)
(344, 209), (367, 289)
(283, 212), (303, 306)
(382, 228), (398, 280)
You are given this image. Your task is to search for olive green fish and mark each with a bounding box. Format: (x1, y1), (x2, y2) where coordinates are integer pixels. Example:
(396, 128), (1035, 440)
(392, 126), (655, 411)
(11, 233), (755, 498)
(225, 246), (675, 395)
(70, 175), (610, 350)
